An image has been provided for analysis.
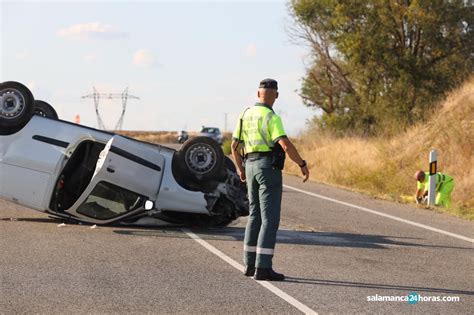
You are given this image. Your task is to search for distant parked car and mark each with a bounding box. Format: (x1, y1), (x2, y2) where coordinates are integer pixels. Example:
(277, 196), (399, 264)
(177, 130), (189, 144)
(0, 81), (248, 227)
(199, 126), (223, 145)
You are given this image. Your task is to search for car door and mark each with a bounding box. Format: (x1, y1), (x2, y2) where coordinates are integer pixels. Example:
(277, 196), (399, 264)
(64, 136), (164, 224)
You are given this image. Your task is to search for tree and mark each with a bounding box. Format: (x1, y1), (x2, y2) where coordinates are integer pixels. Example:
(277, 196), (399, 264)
(290, 0), (474, 136)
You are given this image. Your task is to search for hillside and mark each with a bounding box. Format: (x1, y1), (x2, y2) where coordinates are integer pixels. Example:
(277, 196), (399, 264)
(286, 78), (474, 219)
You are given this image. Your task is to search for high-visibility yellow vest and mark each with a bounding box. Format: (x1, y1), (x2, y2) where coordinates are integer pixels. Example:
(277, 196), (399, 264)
(417, 172), (453, 191)
(232, 103), (287, 153)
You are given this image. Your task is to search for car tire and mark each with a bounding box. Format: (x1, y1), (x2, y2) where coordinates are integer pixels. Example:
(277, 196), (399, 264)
(0, 81), (35, 131)
(176, 136), (225, 182)
(34, 100), (58, 119)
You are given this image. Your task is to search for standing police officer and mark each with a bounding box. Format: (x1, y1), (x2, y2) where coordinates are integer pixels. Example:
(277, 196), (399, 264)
(231, 78), (309, 281)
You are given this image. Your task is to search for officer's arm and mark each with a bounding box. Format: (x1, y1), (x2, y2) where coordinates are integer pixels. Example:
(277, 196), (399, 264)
(278, 137), (304, 166)
(415, 188), (423, 203)
(278, 137), (309, 182)
(415, 188), (422, 199)
(231, 139), (245, 176)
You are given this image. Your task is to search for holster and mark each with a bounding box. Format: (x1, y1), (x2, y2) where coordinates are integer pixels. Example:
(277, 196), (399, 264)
(272, 143), (286, 170)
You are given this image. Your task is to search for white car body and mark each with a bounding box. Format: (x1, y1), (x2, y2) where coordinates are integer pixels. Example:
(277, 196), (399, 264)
(0, 115), (247, 225)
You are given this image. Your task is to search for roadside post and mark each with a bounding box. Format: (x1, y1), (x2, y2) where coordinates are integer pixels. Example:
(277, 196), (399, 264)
(428, 150), (437, 206)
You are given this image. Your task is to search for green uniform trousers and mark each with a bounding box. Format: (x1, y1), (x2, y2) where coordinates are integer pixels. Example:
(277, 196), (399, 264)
(435, 180), (454, 208)
(243, 156), (282, 268)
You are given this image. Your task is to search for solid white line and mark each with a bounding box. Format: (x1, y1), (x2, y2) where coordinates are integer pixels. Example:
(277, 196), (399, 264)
(182, 229), (318, 315)
(283, 184), (473, 243)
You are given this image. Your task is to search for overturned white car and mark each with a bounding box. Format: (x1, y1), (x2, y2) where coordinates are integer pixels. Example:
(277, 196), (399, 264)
(0, 81), (248, 226)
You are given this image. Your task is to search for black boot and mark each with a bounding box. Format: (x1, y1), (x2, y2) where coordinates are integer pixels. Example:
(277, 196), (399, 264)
(244, 265), (255, 277)
(254, 268), (285, 281)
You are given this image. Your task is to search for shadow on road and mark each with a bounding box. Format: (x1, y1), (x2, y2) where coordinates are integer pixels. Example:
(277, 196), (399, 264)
(113, 226), (472, 251)
(3, 215), (469, 251)
(284, 276), (474, 296)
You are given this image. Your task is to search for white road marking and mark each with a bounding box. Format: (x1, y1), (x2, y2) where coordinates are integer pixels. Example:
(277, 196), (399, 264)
(182, 229), (318, 315)
(283, 184), (473, 243)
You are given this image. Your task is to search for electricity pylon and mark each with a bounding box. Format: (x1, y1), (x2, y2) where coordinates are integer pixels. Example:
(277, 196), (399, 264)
(82, 87), (139, 130)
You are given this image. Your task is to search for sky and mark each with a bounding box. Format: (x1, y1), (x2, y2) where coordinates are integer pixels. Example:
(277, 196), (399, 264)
(0, 0), (317, 135)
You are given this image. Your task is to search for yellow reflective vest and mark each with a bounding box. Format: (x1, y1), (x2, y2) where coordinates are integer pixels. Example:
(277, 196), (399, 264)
(232, 103), (287, 153)
(417, 172), (453, 192)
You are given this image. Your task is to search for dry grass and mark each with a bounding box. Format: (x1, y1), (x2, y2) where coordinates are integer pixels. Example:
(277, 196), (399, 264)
(286, 78), (474, 219)
(117, 131), (233, 145)
(116, 130), (193, 144)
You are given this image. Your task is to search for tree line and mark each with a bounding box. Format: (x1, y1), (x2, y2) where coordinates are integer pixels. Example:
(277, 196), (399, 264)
(290, 0), (473, 136)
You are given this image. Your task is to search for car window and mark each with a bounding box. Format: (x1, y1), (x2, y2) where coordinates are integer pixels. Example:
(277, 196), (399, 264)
(76, 181), (145, 220)
(51, 140), (105, 212)
(201, 128), (219, 134)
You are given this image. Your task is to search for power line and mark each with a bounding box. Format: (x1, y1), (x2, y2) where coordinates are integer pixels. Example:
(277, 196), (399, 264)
(82, 87), (139, 130)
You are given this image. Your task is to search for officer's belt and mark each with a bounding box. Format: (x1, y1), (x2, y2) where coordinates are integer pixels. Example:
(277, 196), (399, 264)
(245, 151), (273, 159)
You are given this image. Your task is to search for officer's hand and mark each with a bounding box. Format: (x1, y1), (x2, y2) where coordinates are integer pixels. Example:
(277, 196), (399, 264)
(239, 171), (246, 183)
(301, 165), (309, 183)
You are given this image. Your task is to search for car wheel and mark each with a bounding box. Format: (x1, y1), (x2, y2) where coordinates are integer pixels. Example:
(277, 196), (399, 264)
(0, 81), (35, 131)
(176, 136), (225, 182)
(34, 100), (58, 119)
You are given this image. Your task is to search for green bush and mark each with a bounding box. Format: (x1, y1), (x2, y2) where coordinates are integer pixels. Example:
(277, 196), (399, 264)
(222, 139), (232, 155)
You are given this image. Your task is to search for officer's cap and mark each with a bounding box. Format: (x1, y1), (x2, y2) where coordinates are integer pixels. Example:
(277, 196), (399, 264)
(259, 78), (278, 90)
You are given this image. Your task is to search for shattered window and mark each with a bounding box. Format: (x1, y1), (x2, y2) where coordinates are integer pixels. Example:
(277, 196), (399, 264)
(77, 181), (145, 220)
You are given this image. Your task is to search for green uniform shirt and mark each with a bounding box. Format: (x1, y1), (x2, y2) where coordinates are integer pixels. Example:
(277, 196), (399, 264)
(417, 172), (453, 192)
(232, 103), (287, 153)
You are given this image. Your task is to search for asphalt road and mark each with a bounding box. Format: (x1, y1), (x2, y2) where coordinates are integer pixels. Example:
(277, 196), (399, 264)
(0, 174), (473, 314)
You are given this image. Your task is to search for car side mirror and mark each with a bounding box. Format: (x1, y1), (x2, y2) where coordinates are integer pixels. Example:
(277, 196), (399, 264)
(144, 200), (154, 210)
